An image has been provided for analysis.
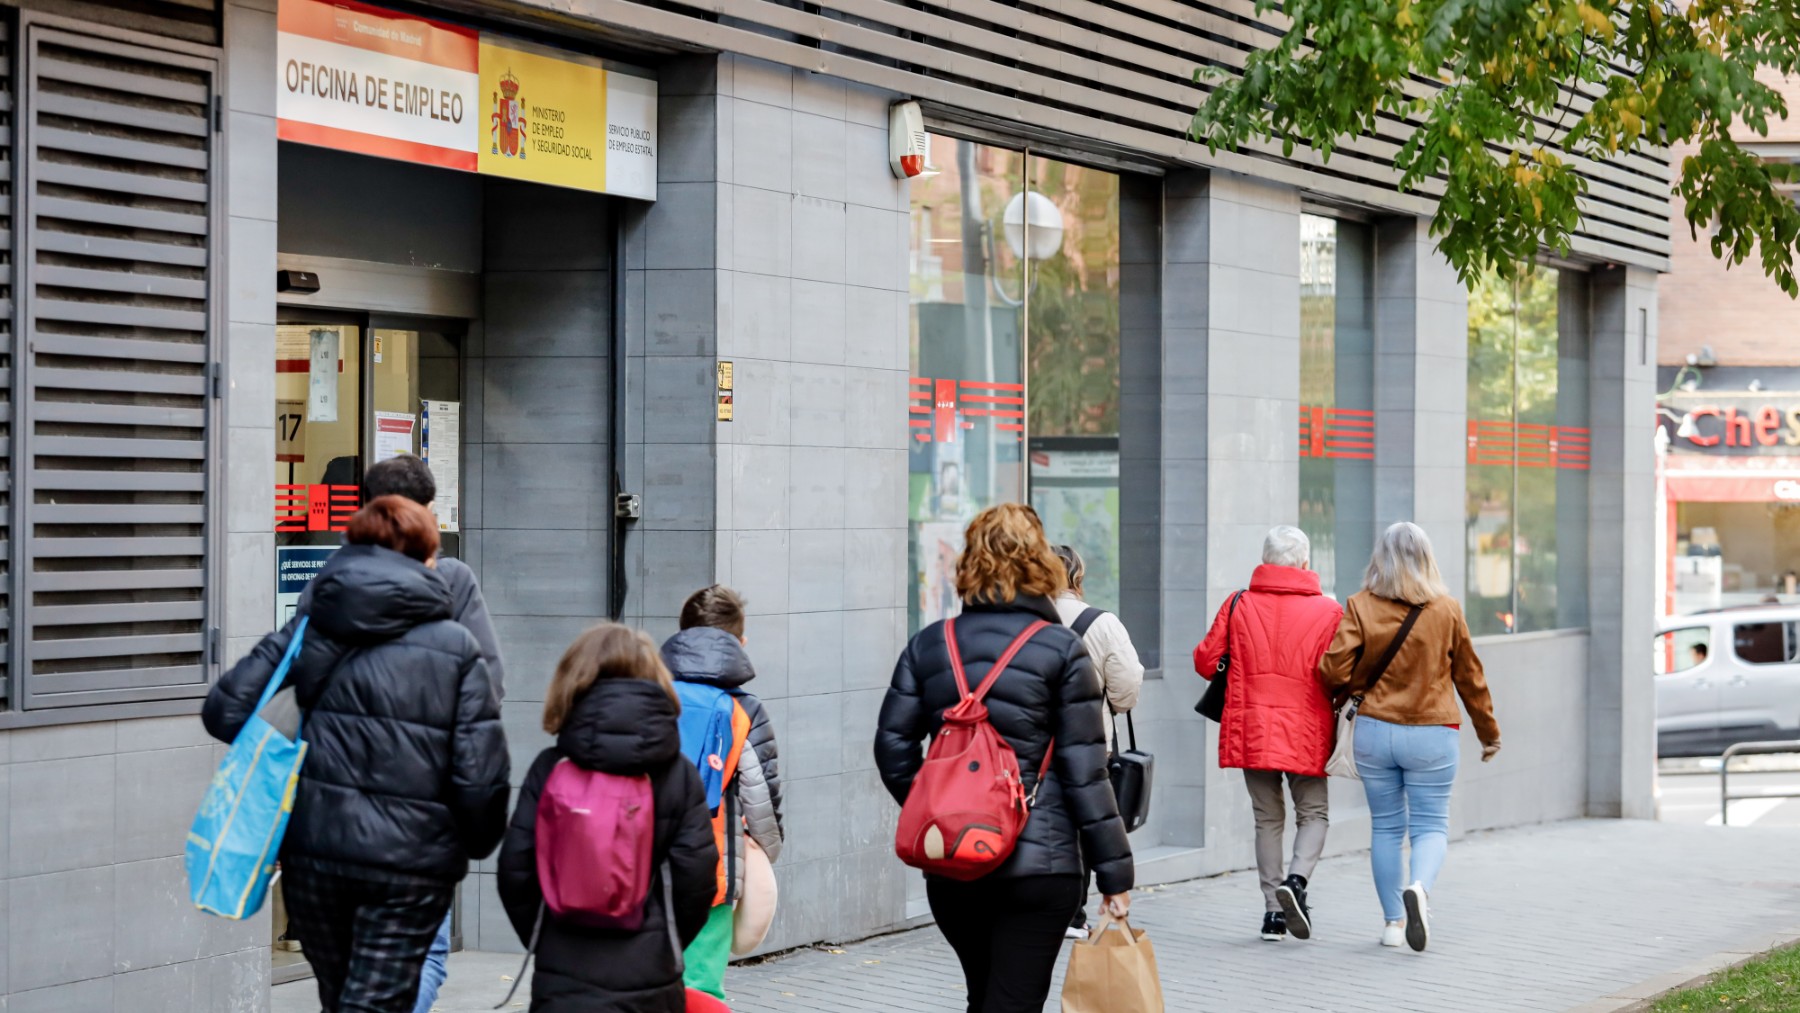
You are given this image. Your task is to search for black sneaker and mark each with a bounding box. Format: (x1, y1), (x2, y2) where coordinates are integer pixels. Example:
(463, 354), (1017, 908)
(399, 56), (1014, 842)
(1260, 910), (1287, 941)
(1275, 874), (1312, 940)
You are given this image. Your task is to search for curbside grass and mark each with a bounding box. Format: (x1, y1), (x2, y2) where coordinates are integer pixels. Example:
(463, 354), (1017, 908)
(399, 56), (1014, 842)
(1650, 943), (1800, 1013)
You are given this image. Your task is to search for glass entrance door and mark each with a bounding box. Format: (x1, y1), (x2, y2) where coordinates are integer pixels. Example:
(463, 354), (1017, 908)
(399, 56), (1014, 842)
(269, 310), (468, 982)
(369, 321), (466, 559)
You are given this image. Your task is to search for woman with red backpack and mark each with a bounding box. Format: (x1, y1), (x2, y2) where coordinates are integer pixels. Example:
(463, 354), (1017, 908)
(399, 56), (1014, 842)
(496, 624), (719, 1012)
(875, 503), (1134, 1013)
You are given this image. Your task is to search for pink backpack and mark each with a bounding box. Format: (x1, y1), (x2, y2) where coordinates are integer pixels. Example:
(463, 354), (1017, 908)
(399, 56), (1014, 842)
(497, 758), (682, 1009)
(536, 759), (655, 928)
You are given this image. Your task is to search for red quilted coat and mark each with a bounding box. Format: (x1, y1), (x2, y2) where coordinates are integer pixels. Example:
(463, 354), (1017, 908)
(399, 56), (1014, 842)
(1193, 565), (1344, 777)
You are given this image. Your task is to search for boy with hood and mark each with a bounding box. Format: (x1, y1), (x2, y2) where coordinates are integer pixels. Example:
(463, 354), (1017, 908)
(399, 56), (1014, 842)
(661, 585), (784, 1000)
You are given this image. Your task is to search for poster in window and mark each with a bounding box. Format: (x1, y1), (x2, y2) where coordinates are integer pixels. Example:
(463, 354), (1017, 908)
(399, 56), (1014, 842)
(422, 399), (461, 532)
(374, 412), (416, 463)
(916, 521), (964, 627)
(1029, 446), (1121, 614)
(276, 545), (338, 625)
(308, 328), (339, 422)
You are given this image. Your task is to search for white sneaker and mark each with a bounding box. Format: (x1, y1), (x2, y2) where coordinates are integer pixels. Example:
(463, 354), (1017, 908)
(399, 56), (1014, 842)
(1064, 926), (1089, 940)
(1381, 921), (1406, 947)
(1402, 882), (1429, 952)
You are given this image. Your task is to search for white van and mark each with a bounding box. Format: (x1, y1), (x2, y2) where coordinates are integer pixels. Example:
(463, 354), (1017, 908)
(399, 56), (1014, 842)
(1655, 605), (1800, 757)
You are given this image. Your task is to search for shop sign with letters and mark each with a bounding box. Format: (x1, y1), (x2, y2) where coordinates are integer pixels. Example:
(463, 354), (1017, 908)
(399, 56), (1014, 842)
(277, 0), (657, 199)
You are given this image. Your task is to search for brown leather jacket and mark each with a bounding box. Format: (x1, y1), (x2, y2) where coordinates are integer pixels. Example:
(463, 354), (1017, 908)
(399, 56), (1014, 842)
(1319, 592), (1500, 746)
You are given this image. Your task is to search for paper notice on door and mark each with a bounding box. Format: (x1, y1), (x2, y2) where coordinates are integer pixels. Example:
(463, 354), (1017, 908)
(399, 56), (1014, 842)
(277, 326), (311, 366)
(374, 412), (416, 463)
(421, 400), (461, 532)
(308, 329), (340, 422)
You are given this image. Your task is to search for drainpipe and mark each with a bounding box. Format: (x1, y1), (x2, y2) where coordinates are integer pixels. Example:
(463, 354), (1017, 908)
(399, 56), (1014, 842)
(610, 210), (636, 620)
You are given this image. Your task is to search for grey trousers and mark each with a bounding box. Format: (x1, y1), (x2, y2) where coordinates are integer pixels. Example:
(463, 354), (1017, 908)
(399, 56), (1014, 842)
(1244, 769), (1330, 912)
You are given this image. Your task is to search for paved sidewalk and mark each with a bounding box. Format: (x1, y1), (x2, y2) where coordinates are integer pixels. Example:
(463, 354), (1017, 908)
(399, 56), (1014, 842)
(273, 820), (1800, 1013)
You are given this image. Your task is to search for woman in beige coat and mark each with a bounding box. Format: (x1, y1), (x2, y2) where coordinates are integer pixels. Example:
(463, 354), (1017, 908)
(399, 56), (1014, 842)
(1051, 544), (1145, 938)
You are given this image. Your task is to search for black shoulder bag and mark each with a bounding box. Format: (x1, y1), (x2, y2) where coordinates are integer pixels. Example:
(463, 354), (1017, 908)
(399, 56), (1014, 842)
(1071, 606), (1155, 834)
(1194, 591), (1243, 723)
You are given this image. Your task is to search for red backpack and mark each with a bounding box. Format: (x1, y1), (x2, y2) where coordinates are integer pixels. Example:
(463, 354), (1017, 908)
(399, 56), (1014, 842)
(895, 619), (1053, 881)
(536, 759), (655, 928)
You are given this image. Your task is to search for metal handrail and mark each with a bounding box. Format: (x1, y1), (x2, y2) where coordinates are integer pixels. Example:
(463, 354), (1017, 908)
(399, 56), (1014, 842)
(1720, 740), (1800, 825)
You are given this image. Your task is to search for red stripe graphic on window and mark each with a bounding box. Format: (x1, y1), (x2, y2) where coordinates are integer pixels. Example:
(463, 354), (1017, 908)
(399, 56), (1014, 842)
(276, 484), (361, 532)
(1298, 405), (1376, 460)
(908, 377), (1026, 443)
(1466, 420), (1591, 470)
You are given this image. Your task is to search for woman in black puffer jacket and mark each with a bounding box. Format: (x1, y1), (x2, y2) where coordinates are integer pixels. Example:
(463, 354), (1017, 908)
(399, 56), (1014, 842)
(203, 496), (510, 1013)
(498, 623), (717, 1013)
(875, 503), (1133, 1013)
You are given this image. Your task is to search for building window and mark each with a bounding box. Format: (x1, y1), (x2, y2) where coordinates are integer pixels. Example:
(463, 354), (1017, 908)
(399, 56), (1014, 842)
(907, 139), (1122, 632)
(1466, 267), (1591, 636)
(1298, 214), (1375, 601)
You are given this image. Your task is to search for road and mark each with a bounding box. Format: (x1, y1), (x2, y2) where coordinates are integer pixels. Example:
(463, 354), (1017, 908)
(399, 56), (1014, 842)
(1659, 757), (1800, 826)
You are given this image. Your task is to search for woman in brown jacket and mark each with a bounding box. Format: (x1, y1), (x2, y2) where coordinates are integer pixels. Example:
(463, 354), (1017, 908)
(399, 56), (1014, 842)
(1320, 522), (1500, 954)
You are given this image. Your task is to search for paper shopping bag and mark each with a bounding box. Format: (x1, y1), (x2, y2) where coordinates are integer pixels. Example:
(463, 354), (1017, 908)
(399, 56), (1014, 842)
(1061, 913), (1164, 1013)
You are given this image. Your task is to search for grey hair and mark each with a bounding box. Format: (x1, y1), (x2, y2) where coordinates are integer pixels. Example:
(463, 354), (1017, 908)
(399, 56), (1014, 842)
(1052, 544), (1085, 598)
(1261, 525), (1311, 568)
(1364, 521), (1449, 605)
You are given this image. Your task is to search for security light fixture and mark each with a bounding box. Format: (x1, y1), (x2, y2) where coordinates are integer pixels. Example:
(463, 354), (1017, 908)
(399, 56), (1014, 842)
(277, 270), (321, 295)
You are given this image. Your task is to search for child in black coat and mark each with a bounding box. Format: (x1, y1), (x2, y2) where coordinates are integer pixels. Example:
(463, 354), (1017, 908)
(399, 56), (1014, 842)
(498, 624), (719, 1013)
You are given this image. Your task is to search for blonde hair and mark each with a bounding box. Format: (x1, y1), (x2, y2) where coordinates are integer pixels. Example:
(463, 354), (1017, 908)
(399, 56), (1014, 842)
(955, 503), (1067, 603)
(1363, 521), (1450, 606)
(542, 623), (679, 734)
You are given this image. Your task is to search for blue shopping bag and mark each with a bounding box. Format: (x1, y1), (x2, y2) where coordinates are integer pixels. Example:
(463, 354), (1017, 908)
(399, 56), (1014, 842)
(186, 617), (310, 919)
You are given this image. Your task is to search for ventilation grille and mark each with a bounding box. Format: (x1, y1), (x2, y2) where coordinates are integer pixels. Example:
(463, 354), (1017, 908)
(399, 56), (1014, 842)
(17, 26), (215, 708)
(0, 21), (11, 706)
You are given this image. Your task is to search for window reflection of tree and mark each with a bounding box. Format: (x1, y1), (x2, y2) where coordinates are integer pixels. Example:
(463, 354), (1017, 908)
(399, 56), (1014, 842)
(1466, 266), (1572, 636)
(1026, 157), (1119, 438)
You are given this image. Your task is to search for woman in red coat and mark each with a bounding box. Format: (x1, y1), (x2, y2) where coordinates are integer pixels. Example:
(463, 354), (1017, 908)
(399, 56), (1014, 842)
(1194, 525), (1344, 943)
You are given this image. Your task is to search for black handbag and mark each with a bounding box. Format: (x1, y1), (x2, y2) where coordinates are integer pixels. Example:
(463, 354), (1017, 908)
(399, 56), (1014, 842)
(1194, 591), (1243, 722)
(1108, 710), (1154, 834)
(1070, 606), (1156, 834)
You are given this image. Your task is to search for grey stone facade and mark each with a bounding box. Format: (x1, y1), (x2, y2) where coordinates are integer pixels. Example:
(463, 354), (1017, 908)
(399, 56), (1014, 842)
(0, 4), (1660, 1008)
(614, 55), (915, 950)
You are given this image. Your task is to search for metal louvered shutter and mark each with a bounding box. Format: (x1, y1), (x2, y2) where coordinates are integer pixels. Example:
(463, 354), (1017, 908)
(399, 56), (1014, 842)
(0, 22), (12, 707)
(15, 22), (218, 709)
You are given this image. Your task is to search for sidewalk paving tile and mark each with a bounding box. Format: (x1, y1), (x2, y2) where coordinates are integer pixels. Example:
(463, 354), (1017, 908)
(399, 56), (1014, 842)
(272, 820), (1800, 1013)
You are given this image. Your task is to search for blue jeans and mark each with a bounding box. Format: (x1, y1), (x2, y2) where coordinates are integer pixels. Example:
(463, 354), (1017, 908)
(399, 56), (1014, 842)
(412, 910), (452, 1013)
(1354, 717), (1459, 922)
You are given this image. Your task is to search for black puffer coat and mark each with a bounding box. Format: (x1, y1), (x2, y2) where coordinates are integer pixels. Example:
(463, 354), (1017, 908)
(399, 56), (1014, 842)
(202, 544), (511, 883)
(497, 680), (718, 1013)
(874, 595), (1134, 896)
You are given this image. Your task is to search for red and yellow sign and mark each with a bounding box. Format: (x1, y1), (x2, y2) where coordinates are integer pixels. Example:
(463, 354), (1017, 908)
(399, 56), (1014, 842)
(277, 0), (656, 199)
(477, 37), (607, 190)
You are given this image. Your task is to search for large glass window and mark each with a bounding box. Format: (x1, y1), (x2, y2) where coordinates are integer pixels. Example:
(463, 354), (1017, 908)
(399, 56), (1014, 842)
(907, 140), (1121, 632)
(1465, 267), (1591, 635)
(1298, 215), (1375, 601)
(1026, 154), (1122, 615)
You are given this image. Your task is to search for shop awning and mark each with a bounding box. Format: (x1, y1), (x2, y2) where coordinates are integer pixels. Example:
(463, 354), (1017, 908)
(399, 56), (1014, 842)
(1664, 456), (1800, 502)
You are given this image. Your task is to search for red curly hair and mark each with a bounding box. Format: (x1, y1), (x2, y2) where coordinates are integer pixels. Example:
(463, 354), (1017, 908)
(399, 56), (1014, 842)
(954, 503), (1067, 603)
(345, 495), (440, 563)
